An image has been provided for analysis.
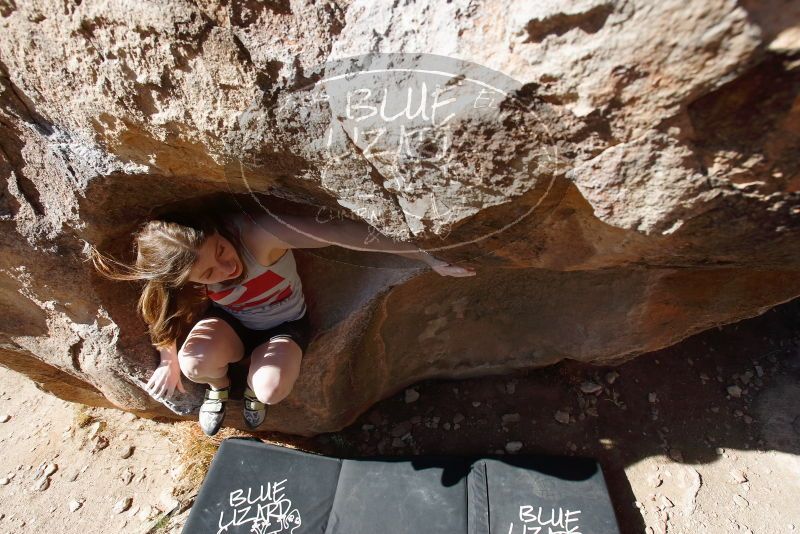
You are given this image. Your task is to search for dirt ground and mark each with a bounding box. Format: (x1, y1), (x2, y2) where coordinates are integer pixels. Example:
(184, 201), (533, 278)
(0, 374), (192, 532)
(0, 298), (798, 533)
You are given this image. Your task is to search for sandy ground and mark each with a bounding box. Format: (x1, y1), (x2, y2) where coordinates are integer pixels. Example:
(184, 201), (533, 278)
(0, 373), (195, 533)
(0, 298), (799, 533)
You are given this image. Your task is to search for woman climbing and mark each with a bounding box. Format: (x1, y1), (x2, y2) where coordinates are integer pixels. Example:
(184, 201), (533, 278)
(90, 206), (475, 436)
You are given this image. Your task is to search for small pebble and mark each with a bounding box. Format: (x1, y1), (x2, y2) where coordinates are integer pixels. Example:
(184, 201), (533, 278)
(731, 470), (748, 483)
(0, 415), (10, 423)
(580, 381), (603, 394)
(605, 371), (619, 384)
(120, 446), (135, 459)
(169, 465), (185, 482)
(404, 389), (419, 403)
(727, 385), (743, 398)
(505, 441), (523, 453)
(32, 462), (48, 481)
(554, 410), (570, 425)
(87, 422), (103, 439)
(741, 372), (753, 385)
(137, 505), (154, 522)
(112, 497), (133, 514)
(0, 478), (9, 486)
(391, 421), (412, 437)
(68, 500), (83, 512)
(645, 471), (663, 488)
(33, 477), (50, 491)
(159, 488), (180, 511)
(93, 436), (109, 452)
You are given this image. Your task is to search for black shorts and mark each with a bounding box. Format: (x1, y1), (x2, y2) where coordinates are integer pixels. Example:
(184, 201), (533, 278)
(201, 305), (312, 355)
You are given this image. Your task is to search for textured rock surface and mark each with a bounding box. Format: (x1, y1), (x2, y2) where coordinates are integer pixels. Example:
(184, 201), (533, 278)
(0, 0), (798, 435)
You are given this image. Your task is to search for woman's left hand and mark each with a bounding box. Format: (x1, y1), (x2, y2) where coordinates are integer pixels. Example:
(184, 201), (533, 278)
(431, 263), (476, 277)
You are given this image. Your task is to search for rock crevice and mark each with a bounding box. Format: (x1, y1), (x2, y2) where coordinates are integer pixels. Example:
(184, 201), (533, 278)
(0, 0), (798, 435)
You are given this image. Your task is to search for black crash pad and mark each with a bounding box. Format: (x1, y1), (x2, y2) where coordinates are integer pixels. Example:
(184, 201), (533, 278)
(182, 438), (620, 534)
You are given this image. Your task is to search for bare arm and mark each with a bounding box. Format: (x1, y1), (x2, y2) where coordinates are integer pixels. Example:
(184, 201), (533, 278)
(248, 213), (475, 276)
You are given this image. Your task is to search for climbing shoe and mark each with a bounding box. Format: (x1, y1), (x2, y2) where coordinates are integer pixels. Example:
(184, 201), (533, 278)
(198, 385), (229, 436)
(242, 386), (268, 430)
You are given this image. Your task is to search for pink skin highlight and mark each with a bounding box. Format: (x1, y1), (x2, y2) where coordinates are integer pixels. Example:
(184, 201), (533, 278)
(227, 260), (240, 279)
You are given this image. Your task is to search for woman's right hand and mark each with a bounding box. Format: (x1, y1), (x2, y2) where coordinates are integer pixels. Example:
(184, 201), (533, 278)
(145, 342), (186, 402)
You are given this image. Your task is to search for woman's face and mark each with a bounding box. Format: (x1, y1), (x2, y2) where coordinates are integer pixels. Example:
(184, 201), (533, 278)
(188, 232), (243, 285)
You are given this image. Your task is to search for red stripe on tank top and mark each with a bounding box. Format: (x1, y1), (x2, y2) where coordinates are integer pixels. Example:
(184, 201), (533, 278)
(272, 286), (293, 303)
(208, 269), (285, 306)
(229, 286), (280, 310)
(207, 286), (236, 301)
(229, 285), (293, 311)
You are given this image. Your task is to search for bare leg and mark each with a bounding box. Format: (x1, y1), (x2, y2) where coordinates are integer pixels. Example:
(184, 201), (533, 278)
(178, 318), (245, 390)
(247, 337), (303, 404)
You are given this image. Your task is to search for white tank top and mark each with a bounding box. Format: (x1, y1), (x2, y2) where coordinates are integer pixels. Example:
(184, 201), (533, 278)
(205, 216), (307, 330)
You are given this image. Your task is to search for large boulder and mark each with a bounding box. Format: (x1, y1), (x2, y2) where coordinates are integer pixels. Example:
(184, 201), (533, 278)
(0, 0), (798, 435)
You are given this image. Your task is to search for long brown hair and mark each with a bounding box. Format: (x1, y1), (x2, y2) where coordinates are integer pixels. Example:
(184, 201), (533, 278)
(89, 210), (249, 350)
